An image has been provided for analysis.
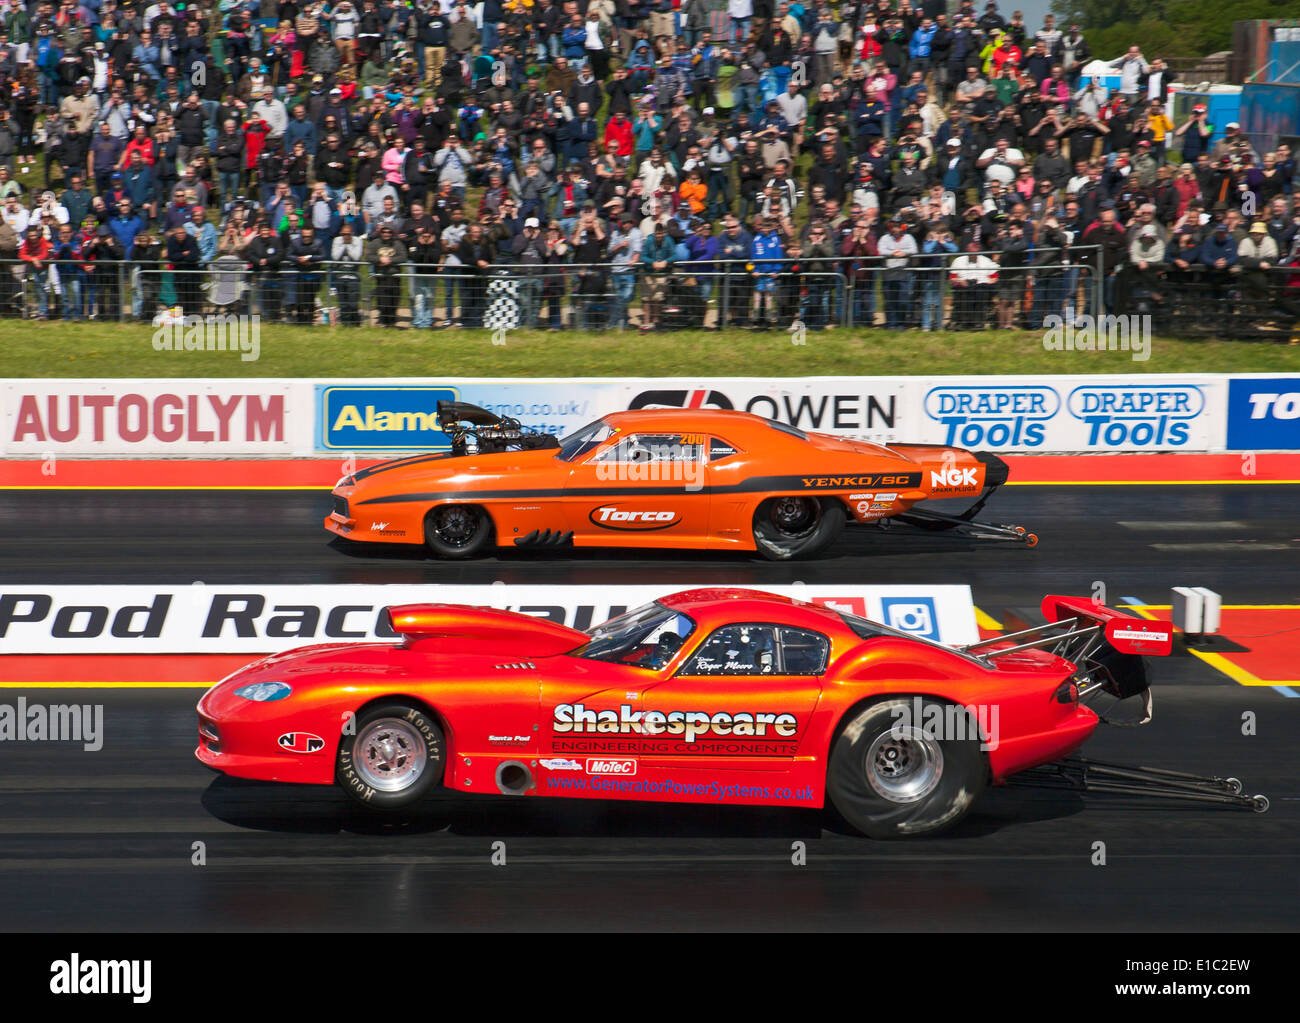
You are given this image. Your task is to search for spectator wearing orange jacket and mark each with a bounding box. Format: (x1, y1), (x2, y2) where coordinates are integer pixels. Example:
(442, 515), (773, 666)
(678, 170), (707, 215)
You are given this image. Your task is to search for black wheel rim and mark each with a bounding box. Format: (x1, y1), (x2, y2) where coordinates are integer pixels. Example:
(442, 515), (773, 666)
(432, 507), (479, 548)
(768, 497), (819, 538)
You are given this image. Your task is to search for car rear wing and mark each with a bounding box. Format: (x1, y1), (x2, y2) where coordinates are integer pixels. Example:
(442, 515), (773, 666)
(962, 595), (1173, 701)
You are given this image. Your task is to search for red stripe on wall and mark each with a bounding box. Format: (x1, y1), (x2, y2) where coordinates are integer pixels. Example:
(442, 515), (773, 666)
(0, 655), (257, 686)
(2, 453), (1298, 490)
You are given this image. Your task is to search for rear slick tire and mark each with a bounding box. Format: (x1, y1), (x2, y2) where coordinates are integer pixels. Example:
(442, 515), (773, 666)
(752, 496), (844, 560)
(828, 698), (986, 838)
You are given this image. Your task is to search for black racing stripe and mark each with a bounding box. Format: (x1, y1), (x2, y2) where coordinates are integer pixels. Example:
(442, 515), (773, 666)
(352, 452), (456, 480)
(355, 473), (924, 505)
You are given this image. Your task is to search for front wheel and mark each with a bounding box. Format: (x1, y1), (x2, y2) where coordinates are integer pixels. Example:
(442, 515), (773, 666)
(828, 698), (986, 838)
(336, 702), (445, 809)
(752, 496), (844, 560)
(424, 504), (492, 558)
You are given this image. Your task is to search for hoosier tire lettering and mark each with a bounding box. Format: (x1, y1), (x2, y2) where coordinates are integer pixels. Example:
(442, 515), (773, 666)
(335, 702), (445, 809)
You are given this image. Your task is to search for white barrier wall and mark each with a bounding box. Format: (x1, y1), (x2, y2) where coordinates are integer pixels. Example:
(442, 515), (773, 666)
(5, 374), (1297, 456)
(0, 584), (979, 653)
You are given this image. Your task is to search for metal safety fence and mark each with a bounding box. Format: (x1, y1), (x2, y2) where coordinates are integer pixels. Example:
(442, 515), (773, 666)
(0, 248), (1127, 332)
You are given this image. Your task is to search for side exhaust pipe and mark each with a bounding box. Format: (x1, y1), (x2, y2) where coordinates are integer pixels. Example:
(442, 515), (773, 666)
(495, 760), (535, 795)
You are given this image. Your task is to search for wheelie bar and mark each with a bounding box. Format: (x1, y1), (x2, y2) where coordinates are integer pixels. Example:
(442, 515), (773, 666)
(891, 506), (1039, 546)
(1017, 756), (1270, 812)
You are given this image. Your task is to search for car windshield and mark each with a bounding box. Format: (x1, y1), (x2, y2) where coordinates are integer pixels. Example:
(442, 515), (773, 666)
(557, 419), (615, 461)
(572, 602), (696, 669)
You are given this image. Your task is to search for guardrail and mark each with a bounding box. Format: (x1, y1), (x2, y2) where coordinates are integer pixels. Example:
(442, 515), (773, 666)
(0, 247), (1123, 332)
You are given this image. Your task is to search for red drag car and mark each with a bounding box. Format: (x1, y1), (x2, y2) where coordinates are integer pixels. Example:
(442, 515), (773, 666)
(194, 588), (1208, 837)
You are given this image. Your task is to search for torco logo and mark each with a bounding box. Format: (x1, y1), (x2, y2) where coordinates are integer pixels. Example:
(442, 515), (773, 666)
(554, 703), (797, 742)
(925, 385), (1058, 447)
(1067, 385), (1203, 447)
(277, 732), (325, 754)
(586, 758), (637, 775)
(590, 506), (682, 530)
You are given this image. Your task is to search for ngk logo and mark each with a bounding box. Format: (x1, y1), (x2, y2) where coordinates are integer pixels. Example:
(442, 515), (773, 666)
(589, 506), (682, 531)
(586, 758), (637, 776)
(930, 467), (978, 488)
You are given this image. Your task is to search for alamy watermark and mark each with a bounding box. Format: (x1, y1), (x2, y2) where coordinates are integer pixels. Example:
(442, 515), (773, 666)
(0, 698), (103, 751)
(593, 440), (705, 491)
(1042, 313), (1151, 362)
(152, 312), (261, 362)
(890, 697), (1000, 751)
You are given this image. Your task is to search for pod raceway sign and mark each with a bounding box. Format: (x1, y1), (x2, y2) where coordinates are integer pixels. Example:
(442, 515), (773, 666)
(0, 584), (978, 654)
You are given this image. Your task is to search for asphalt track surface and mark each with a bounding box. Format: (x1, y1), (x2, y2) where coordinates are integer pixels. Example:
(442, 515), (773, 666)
(2, 485), (1298, 608)
(0, 685), (1293, 931)
(1, 483), (1297, 931)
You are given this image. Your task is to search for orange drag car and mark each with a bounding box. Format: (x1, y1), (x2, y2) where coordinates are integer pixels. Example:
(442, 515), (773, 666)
(325, 401), (1036, 559)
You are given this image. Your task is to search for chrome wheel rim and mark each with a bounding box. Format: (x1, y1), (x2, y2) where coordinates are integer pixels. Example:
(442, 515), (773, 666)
(865, 726), (944, 803)
(354, 718), (428, 792)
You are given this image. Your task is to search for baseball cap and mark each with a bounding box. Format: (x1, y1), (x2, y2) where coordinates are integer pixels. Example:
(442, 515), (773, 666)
(1192, 103), (1206, 112)
(1226, 121), (1240, 129)
(946, 138), (961, 147)
(524, 216), (539, 227)
(703, 106), (714, 115)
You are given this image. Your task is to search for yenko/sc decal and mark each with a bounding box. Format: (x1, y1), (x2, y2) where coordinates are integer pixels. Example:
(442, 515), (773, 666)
(800, 474), (920, 489)
(924, 385), (1059, 447)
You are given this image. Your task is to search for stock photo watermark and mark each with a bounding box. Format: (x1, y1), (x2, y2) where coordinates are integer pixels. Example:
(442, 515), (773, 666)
(593, 438), (706, 491)
(889, 697), (1000, 751)
(151, 312), (262, 362)
(0, 697), (103, 751)
(1042, 313), (1151, 362)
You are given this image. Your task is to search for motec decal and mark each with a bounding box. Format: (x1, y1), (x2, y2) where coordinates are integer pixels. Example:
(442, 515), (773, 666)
(799, 473), (920, 489)
(553, 703), (798, 742)
(589, 506), (683, 531)
(277, 732), (325, 754)
(586, 758), (637, 775)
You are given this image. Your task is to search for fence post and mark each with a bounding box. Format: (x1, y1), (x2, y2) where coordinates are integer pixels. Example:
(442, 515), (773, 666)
(1093, 245), (1104, 319)
(938, 263), (948, 330)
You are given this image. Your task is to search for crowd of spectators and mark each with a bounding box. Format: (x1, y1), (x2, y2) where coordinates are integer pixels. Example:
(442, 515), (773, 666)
(0, 0), (1296, 332)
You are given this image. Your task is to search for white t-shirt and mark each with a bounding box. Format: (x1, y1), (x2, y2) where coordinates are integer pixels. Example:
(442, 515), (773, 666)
(728, 0), (753, 19)
(978, 147), (1023, 185)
